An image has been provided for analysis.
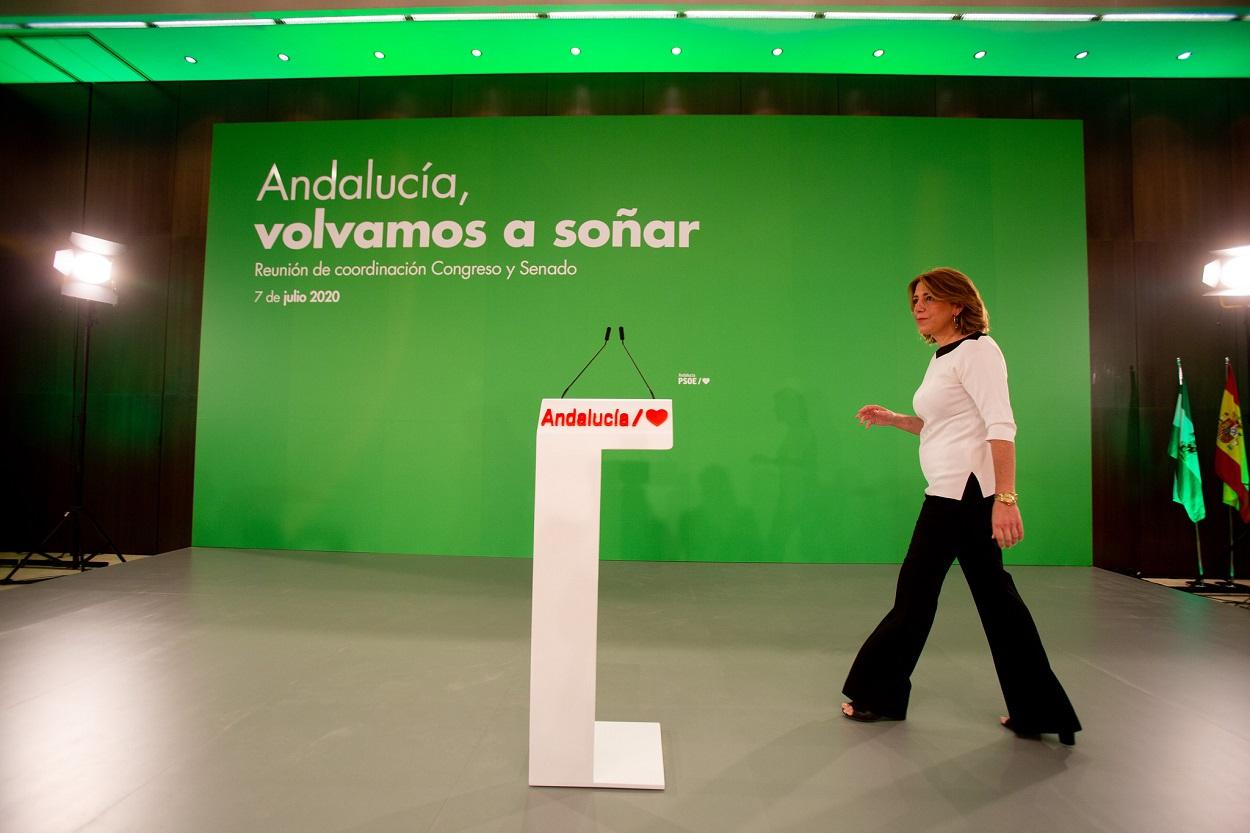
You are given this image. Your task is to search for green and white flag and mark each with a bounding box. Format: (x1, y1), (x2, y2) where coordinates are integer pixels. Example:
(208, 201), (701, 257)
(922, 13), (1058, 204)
(1169, 360), (1205, 523)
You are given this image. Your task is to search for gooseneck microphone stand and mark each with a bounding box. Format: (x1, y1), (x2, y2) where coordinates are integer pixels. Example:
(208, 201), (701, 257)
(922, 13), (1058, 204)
(562, 327), (613, 398)
(618, 326), (655, 398)
(3, 301), (124, 583)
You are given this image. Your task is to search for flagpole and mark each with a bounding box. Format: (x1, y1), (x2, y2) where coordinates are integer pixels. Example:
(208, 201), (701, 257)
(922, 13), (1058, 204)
(1228, 357), (1238, 587)
(1228, 505), (1235, 585)
(1179, 357), (1205, 587)
(1194, 524), (1205, 585)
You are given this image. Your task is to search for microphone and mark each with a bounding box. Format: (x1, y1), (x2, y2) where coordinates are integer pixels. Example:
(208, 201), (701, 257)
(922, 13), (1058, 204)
(561, 327), (612, 398)
(618, 326), (656, 399)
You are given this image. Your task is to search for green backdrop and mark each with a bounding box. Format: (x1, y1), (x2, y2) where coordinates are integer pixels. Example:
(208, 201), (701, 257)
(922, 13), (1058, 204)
(194, 115), (1090, 565)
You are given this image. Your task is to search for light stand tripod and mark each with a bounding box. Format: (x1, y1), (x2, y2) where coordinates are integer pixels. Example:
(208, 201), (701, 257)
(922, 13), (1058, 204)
(3, 301), (124, 583)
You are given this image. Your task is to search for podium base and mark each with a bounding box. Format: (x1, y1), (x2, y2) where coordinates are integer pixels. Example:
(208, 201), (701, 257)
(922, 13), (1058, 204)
(592, 721), (665, 790)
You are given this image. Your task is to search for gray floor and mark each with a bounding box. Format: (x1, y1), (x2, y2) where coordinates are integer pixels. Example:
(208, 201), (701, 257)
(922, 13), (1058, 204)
(2, 550), (1248, 833)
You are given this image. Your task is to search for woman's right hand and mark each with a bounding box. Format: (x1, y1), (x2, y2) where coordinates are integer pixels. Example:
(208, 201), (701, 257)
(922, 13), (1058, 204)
(856, 404), (899, 429)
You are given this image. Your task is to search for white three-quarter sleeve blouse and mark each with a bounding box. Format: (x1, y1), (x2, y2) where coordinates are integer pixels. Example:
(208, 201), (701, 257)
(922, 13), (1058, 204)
(911, 332), (1017, 499)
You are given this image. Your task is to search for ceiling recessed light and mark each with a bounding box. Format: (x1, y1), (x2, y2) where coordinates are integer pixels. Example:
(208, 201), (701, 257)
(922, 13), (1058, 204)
(873, 49), (885, 58)
(772, 47), (783, 57)
(373, 51), (385, 59)
(548, 10), (679, 19)
(973, 50), (988, 60)
(1102, 13), (1237, 22)
(1177, 51), (1193, 61)
(961, 13), (1095, 22)
(278, 53), (290, 62)
(570, 47), (581, 56)
(685, 10), (814, 19)
(412, 13), (540, 21)
(282, 14), (407, 25)
(823, 12), (954, 21)
(471, 48), (482, 57)
(1075, 51), (1089, 60)
(184, 55), (197, 64)
(26, 20), (149, 29)
(672, 46), (682, 56)
(153, 19), (277, 28)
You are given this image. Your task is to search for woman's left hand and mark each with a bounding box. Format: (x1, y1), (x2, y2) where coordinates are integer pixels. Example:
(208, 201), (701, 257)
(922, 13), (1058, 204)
(992, 501), (1024, 549)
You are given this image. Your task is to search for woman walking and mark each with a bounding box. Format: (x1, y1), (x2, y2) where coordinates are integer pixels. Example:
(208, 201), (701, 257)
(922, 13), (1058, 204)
(841, 267), (1080, 745)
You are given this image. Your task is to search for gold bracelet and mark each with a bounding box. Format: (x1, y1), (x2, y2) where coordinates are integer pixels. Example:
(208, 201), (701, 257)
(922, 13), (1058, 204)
(994, 492), (1019, 506)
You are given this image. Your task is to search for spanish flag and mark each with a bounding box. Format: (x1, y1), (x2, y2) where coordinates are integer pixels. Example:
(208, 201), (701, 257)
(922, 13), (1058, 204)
(1215, 359), (1250, 522)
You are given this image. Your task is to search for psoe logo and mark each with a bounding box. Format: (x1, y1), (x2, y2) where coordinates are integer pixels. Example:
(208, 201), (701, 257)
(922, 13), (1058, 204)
(539, 406), (669, 428)
(677, 373), (711, 386)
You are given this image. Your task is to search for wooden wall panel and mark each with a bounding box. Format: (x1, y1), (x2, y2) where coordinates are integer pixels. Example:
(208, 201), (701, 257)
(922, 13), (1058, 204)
(1131, 80), (1234, 247)
(0, 84), (88, 551)
(740, 74), (838, 116)
(267, 77), (359, 121)
(1230, 80), (1250, 242)
(838, 74), (936, 117)
(935, 76), (1033, 119)
(359, 76), (452, 119)
(642, 73), (741, 114)
(452, 74), (547, 117)
(1086, 239), (1140, 574)
(78, 83), (178, 555)
(547, 74), (645, 116)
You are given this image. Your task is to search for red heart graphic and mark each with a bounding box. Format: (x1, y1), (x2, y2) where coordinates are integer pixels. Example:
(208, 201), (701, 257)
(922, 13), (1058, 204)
(645, 409), (669, 427)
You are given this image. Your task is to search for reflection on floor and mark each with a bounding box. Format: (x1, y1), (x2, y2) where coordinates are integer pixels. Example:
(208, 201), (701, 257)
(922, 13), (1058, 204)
(2, 549), (1249, 833)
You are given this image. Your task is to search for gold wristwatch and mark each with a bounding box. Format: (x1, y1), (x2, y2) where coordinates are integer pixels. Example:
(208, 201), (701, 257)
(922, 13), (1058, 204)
(994, 492), (1019, 506)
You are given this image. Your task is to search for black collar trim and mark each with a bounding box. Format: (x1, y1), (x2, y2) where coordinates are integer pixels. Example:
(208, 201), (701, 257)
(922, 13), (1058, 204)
(935, 331), (983, 358)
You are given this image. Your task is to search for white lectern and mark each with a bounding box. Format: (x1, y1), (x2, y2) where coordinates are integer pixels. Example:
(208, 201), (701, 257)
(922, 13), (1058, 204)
(529, 398), (673, 789)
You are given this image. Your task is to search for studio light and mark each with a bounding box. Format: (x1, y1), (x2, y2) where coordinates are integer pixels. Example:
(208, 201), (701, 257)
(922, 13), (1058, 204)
(4, 232), (128, 580)
(1201, 245), (1250, 300)
(53, 233), (123, 306)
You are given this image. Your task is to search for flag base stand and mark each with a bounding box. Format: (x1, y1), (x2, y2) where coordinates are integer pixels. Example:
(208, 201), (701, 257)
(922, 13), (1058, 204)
(1181, 579), (1250, 595)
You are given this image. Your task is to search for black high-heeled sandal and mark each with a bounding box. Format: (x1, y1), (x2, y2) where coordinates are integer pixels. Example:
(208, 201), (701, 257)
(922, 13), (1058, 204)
(1000, 717), (1076, 746)
(842, 702), (901, 723)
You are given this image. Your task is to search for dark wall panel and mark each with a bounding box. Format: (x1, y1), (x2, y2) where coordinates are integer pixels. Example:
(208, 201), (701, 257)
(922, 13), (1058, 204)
(1085, 239), (1139, 575)
(359, 76), (453, 119)
(741, 74), (838, 116)
(2, 71), (1247, 576)
(452, 73), (547, 117)
(643, 73), (740, 115)
(1131, 80), (1235, 247)
(547, 74), (645, 116)
(936, 76), (1033, 119)
(267, 77), (359, 121)
(79, 83), (178, 555)
(1230, 80), (1250, 242)
(838, 74), (936, 117)
(0, 84), (89, 552)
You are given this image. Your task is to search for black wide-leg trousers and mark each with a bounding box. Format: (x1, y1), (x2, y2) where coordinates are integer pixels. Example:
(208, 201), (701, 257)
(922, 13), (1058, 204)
(842, 476), (1081, 734)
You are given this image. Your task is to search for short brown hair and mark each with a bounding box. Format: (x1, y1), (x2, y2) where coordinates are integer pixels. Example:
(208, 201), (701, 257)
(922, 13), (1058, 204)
(907, 267), (990, 344)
